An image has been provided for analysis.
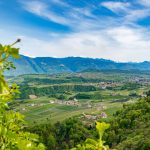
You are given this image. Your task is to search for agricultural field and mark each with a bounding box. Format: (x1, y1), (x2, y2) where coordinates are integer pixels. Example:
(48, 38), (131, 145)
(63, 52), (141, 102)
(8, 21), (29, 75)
(9, 69), (150, 125)
(10, 96), (130, 125)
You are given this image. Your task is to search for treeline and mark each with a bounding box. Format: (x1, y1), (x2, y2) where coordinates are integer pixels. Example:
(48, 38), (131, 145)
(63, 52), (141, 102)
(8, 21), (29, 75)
(28, 118), (96, 150)
(104, 96), (150, 149)
(22, 76), (113, 84)
(70, 92), (102, 100)
(120, 82), (142, 90)
(28, 96), (150, 150)
(20, 84), (96, 99)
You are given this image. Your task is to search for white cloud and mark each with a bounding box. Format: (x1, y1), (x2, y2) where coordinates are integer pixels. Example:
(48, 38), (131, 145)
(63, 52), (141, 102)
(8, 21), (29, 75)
(101, 1), (130, 13)
(1, 26), (150, 62)
(19, 0), (115, 31)
(22, 1), (47, 15)
(20, 0), (150, 33)
(125, 9), (150, 22)
(101, 1), (150, 24)
(51, 0), (70, 7)
(20, 0), (71, 25)
(1, 0), (150, 62)
(138, 0), (150, 6)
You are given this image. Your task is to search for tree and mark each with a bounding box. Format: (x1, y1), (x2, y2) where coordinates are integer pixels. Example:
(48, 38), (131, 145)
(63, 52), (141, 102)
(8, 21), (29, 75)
(105, 97), (150, 150)
(0, 40), (45, 149)
(72, 122), (110, 150)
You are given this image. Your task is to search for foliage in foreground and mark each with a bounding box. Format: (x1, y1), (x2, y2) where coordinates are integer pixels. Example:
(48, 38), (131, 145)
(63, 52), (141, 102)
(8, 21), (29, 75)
(105, 97), (150, 150)
(29, 118), (96, 150)
(72, 122), (110, 150)
(0, 41), (45, 149)
(29, 119), (110, 150)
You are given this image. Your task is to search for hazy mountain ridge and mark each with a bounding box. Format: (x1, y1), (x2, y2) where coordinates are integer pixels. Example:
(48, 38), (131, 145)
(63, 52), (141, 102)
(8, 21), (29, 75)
(6, 55), (150, 76)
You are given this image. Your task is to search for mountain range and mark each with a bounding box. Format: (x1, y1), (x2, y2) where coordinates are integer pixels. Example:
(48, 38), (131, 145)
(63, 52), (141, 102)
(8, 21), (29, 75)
(6, 55), (150, 76)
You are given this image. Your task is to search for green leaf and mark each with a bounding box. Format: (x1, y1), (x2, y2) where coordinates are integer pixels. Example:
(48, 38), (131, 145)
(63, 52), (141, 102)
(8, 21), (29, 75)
(8, 47), (20, 58)
(0, 42), (45, 150)
(85, 138), (97, 146)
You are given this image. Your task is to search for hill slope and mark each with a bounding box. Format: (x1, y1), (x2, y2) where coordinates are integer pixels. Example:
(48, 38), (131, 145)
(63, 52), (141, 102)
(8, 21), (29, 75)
(6, 55), (150, 76)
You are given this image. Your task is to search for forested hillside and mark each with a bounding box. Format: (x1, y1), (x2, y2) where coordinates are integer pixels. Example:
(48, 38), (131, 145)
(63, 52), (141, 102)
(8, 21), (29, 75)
(6, 55), (150, 76)
(28, 96), (150, 150)
(105, 97), (150, 149)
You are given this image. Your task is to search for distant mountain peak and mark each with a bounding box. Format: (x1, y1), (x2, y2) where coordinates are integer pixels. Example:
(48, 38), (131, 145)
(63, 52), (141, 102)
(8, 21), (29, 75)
(6, 55), (150, 76)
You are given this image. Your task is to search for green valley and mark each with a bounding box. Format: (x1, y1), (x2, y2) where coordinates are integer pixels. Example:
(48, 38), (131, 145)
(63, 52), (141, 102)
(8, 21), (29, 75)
(9, 70), (150, 126)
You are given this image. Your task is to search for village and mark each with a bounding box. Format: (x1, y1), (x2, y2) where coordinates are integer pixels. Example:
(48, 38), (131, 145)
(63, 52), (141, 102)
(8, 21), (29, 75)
(19, 95), (108, 111)
(12, 94), (108, 125)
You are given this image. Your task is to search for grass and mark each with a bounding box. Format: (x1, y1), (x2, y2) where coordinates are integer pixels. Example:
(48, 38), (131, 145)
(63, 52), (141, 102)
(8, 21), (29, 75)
(23, 104), (98, 125)
(12, 96), (130, 126)
(9, 70), (150, 126)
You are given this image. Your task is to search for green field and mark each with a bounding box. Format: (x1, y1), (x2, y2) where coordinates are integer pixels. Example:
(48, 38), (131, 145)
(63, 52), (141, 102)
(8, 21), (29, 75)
(11, 96), (137, 126)
(9, 70), (150, 125)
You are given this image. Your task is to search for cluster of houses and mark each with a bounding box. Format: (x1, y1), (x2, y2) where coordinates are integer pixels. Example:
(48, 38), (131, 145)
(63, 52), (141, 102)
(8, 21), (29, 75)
(97, 82), (118, 89)
(128, 77), (150, 86)
(22, 95), (108, 113)
(29, 95), (38, 99)
(22, 94), (108, 112)
(21, 103), (46, 111)
(82, 112), (107, 120)
(81, 112), (108, 127)
(129, 77), (149, 83)
(20, 98), (95, 112)
(49, 98), (81, 106)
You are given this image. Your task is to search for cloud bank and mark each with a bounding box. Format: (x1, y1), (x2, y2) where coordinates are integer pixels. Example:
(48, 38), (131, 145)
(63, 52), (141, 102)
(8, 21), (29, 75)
(1, 0), (150, 62)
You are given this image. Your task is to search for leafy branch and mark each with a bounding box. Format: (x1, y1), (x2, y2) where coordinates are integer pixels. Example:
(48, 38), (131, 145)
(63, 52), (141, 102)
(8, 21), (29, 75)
(72, 122), (110, 150)
(0, 40), (45, 149)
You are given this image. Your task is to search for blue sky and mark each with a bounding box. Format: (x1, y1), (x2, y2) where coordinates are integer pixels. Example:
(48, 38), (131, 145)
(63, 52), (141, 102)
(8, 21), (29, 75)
(1, 0), (150, 62)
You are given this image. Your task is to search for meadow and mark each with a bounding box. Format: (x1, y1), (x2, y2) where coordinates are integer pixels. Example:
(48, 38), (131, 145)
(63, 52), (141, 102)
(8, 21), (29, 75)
(9, 69), (150, 125)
